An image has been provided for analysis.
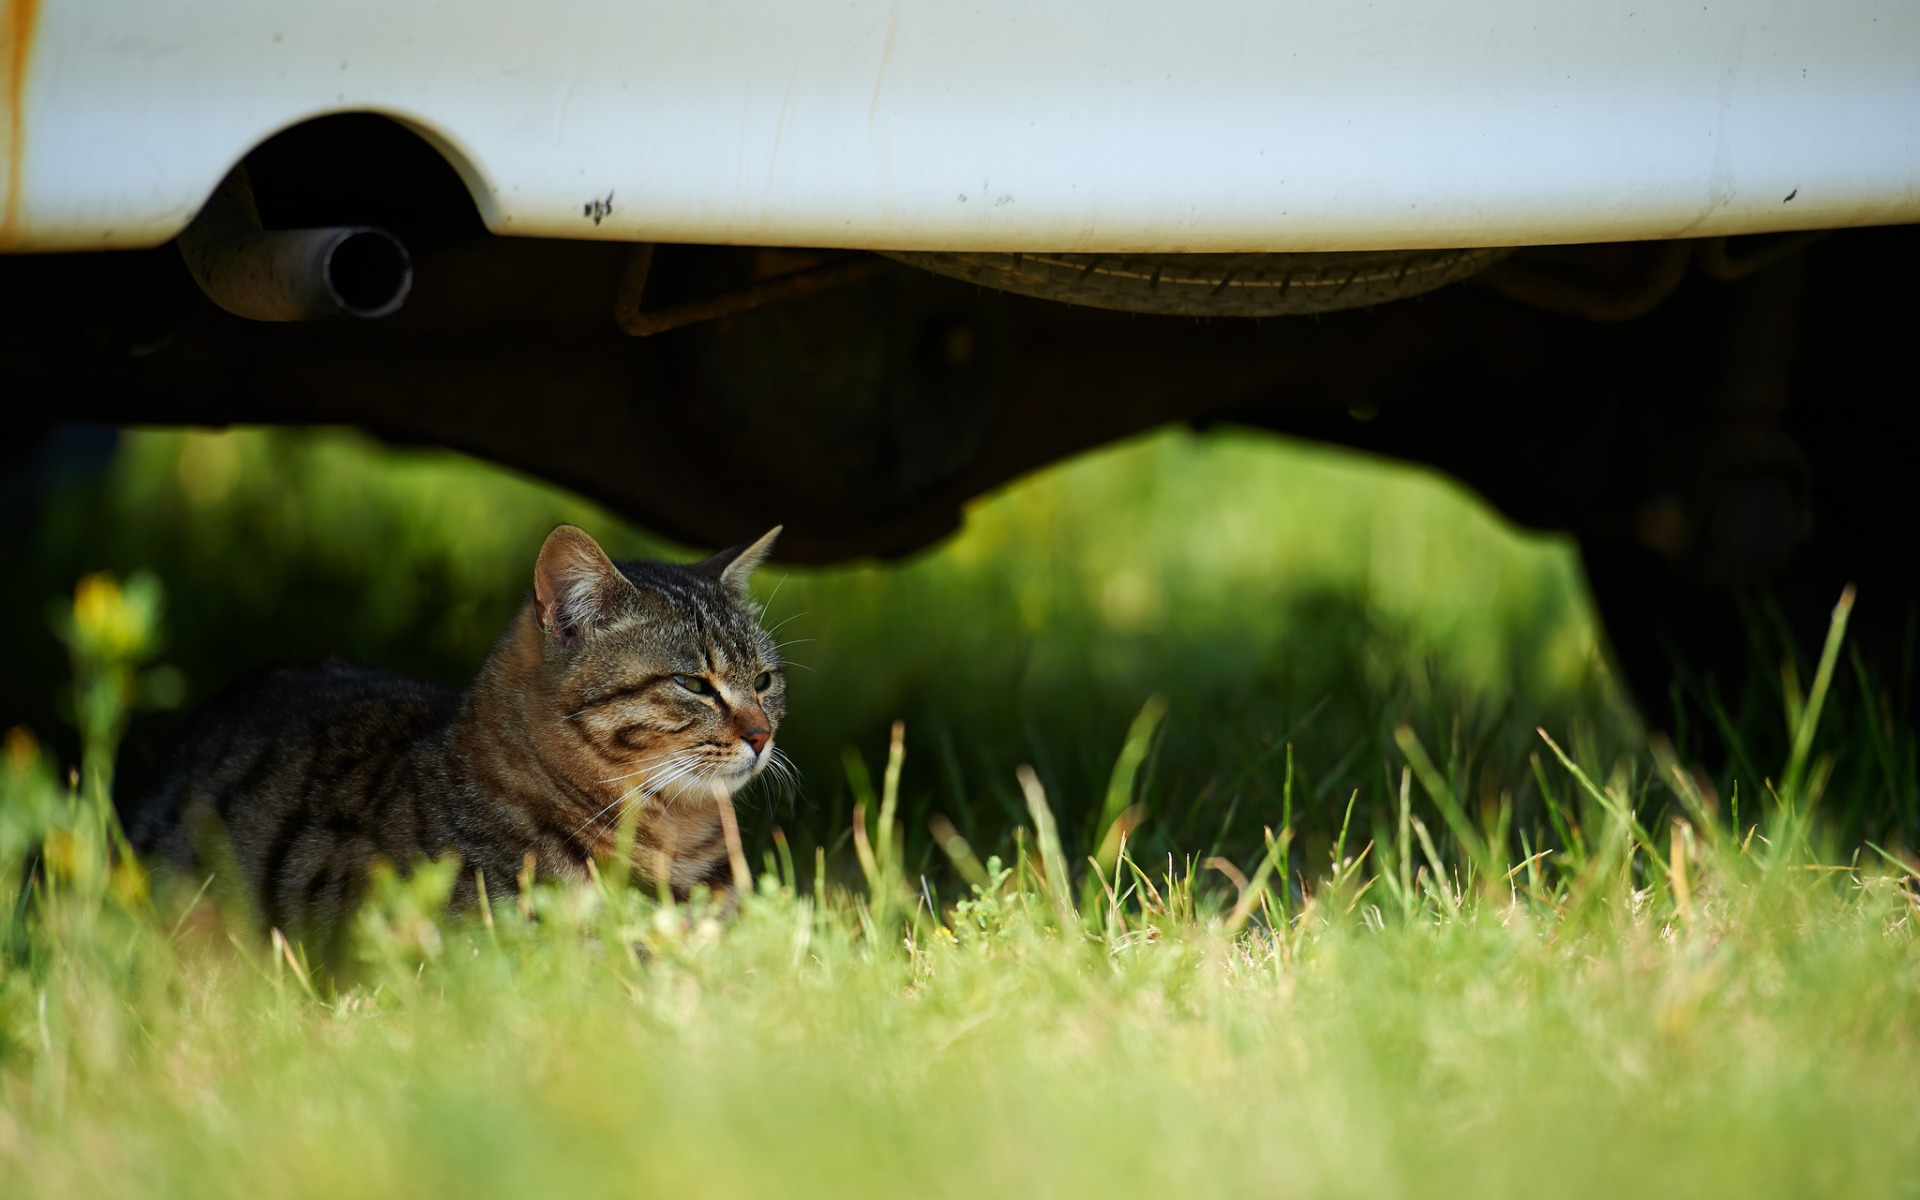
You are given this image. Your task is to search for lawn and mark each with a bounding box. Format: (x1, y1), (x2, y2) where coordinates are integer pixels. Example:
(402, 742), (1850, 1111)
(2, 427), (1916, 1197)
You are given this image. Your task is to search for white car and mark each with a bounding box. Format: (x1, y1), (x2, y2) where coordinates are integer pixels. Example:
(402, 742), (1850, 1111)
(4, 0), (1918, 722)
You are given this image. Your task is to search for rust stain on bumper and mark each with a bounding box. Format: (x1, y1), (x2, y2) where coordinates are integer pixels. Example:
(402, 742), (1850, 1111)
(1, 0), (42, 248)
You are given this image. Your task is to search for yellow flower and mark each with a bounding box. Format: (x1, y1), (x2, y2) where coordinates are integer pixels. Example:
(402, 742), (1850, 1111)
(71, 572), (151, 659)
(73, 571), (123, 629)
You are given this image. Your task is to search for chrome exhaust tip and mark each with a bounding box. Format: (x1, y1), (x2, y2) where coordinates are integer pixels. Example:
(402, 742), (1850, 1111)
(177, 167), (412, 321)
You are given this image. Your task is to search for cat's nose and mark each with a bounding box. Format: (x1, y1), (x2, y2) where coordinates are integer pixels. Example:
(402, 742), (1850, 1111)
(743, 729), (771, 755)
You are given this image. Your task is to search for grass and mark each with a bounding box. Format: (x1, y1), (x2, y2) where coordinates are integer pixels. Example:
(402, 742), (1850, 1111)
(3, 427), (1918, 1196)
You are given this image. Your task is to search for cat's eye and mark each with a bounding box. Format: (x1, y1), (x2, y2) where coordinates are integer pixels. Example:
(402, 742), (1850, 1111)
(753, 671), (773, 692)
(672, 674), (713, 696)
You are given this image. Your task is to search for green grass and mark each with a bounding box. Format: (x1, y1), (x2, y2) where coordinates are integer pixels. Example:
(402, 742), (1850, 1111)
(4, 427), (1918, 1196)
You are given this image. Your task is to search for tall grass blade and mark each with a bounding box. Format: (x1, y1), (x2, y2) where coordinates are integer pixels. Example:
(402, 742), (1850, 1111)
(1394, 725), (1493, 885)
(1093, 695), (1167, 858)
(1017, 765), (1077, 930)
(1781, 586), (1855, 808)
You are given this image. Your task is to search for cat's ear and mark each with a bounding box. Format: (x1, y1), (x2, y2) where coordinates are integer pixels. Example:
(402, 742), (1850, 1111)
(534, 525), (632, 649)
(694, 526), (782, 597)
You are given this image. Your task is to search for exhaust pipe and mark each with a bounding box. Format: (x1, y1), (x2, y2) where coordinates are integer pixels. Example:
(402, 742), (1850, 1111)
(177, 167), (412, 321)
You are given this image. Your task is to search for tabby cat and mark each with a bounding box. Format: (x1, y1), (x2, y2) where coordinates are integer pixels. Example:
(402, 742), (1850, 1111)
(131, 524), (787, 957)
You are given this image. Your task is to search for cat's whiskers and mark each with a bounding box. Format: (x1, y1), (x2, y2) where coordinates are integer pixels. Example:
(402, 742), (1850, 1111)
(749, 747), (802, 805)
(570, 782), (654, 839)
(644, 763), (703, 799)
(571, 751), (703, 836)
(635, 756), (719, 811)
(758, 574), (791, 617)
(769, 746), (799, 784)
(763, 610), (809, 638)
(679, 758), (733, 801)
(598, 746), (697, 785)
(659, 754), (756, 812)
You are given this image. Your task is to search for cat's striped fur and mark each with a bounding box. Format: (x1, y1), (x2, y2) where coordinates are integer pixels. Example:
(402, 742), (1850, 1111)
(131, 525), (787, 957)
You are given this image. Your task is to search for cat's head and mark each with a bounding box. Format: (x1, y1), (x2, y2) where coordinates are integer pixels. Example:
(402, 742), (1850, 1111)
(529, 524), (787, 801)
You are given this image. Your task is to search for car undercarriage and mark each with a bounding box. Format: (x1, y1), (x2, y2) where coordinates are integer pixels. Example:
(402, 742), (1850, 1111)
(4, 116), (1916, 736)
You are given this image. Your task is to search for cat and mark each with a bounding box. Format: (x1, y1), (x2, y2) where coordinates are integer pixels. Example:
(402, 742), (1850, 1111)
(129, 523), (787, 960)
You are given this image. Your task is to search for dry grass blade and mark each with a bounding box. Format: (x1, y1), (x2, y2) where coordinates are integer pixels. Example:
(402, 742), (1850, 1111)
(711, 781), (753, 895)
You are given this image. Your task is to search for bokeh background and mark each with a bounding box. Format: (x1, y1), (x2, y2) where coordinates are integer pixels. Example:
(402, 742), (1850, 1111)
(4, 424), (1634, 873)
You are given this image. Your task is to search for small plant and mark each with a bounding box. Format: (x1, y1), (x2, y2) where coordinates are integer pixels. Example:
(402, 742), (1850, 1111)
(948, 855), (1019, 944)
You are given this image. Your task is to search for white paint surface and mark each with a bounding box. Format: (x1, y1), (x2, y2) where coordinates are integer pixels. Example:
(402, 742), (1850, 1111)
(3, 0), (1917, 252)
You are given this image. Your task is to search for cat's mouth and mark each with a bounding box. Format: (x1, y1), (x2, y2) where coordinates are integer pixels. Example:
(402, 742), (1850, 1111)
(727, 750), (770, 782)
(704, 748), (769, 787)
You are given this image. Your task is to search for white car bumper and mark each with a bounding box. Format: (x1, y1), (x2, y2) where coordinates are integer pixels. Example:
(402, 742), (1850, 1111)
(3, 0), (1917, 253)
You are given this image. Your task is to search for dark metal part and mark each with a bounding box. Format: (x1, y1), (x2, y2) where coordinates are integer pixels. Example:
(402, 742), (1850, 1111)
(176, 167), (412, 321)
(1477, 240), (1694, 321)
(614, 247), (888, 336)
(1696, 230), (1831, 282)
